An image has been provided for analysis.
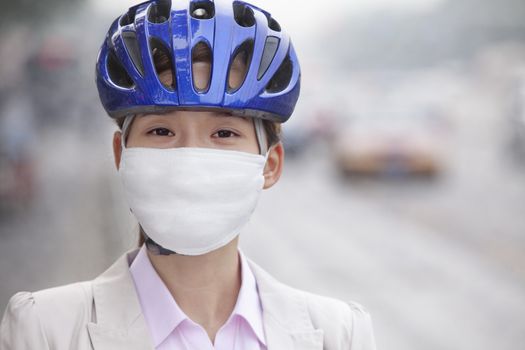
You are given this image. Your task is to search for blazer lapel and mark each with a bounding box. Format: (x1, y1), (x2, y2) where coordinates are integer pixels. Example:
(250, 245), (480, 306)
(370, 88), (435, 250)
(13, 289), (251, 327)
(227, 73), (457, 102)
(87, 249), (155, 350)
(248, 260), (324, 350)
(86, 250), (324, 349)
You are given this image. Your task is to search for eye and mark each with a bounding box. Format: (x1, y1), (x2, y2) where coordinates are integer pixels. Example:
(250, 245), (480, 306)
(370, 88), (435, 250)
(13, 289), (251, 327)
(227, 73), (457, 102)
(148, 127), (174, 137)
(213, 129), (239, 138)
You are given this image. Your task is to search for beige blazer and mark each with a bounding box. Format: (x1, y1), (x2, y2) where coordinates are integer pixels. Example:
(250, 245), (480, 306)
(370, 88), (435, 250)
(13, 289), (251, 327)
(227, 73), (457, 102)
(0, 249), (376, 350)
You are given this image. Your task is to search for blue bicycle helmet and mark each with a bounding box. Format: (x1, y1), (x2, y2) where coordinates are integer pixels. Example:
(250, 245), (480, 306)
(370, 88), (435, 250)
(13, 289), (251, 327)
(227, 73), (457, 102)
(96, 0), (301, 123)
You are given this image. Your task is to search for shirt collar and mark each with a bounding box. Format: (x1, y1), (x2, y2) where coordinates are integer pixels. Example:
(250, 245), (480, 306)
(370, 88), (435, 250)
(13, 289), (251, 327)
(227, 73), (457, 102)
(129, 245), (186, 347)
(234, 250), (266, 345)
(129, 245), (266, 347)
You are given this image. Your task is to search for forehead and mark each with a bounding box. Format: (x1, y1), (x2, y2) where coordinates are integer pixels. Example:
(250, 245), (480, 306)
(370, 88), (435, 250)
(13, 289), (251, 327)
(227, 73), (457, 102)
(135, 110), (253, 124)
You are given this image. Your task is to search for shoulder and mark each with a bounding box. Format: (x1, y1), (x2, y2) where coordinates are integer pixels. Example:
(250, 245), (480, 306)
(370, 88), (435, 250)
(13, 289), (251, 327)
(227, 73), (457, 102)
(1, 291), (48, 349)
(248, 259), (376, 349)
(1, 249), (139, 350)
(1, 282), (93, 350)
(302, 291), (376, 349)
(303, 289), (368, 323)
(302, 290), (372, 328)
(31, 281), (93, 318)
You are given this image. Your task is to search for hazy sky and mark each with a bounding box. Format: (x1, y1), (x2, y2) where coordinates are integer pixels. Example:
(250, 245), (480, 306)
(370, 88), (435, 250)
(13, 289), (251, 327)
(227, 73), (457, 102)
(91, 0), (444, 37)
(89, 0), (445, 69)
(93, 0), (443, 13)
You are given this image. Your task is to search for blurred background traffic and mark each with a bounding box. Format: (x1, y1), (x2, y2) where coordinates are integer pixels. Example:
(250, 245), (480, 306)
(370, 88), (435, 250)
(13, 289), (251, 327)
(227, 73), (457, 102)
(1, 0), (524, 349)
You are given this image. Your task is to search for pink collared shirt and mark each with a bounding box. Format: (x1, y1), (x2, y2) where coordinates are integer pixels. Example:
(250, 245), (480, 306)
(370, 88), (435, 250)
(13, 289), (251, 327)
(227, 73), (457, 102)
(129, 245), (267, 350)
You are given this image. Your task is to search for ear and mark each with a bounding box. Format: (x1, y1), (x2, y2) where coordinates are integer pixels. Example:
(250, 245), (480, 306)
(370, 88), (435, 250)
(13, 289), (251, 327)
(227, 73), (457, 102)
(263, 142), (284, 190)
(113, 131), (123, 170)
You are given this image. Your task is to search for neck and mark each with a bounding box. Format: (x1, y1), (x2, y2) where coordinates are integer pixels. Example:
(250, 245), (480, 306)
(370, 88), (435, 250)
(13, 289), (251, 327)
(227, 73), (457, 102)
(147, 238), (241, 342)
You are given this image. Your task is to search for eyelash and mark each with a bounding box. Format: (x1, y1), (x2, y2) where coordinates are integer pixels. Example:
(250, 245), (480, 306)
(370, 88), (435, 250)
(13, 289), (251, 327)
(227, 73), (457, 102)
(213, 129), (240, 138)
(148, 128), (174, 137)
(146, 128), (240, 138)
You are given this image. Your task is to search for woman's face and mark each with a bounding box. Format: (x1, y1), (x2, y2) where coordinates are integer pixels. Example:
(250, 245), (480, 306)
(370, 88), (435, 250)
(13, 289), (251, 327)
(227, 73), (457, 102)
(126, 111), (260, 155)
(125, 60), (260, 154)
(113, 51), (284, 190)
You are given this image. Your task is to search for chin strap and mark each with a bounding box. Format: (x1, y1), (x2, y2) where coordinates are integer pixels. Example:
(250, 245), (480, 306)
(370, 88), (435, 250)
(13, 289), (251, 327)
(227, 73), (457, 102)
(145, 238), (178, 256)
(142, 230), (180, 256)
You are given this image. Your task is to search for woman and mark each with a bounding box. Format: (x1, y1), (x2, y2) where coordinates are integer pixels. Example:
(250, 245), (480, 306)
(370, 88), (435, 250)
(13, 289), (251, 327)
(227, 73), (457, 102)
(0, 0), (376, 349)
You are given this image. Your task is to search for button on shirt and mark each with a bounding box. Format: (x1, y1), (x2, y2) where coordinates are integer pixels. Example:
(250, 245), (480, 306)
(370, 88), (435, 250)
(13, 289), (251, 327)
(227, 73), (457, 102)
(129, 245), (267, 350)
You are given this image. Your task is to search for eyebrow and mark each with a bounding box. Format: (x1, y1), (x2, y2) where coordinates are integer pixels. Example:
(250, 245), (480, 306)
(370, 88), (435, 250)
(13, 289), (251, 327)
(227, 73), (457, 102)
(214, 113), (251, 123)
(216, 111), (253, 120)
(138, 110), (252, 123)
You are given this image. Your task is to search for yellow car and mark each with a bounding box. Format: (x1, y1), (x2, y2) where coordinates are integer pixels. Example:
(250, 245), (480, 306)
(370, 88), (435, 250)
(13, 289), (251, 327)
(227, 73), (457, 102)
(333, 112), (445, 177)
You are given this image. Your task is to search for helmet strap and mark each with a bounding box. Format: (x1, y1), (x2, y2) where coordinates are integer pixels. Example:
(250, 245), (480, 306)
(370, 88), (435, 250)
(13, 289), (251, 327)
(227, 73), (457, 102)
(254, 118), (268, 155)
(121, 114), (136, 149)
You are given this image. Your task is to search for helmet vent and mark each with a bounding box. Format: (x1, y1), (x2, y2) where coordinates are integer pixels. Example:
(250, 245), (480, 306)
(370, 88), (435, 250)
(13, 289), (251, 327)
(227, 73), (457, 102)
(190, 1), (215, 19)
(122, 32), (144, 76)
(228, 40), (253, 92)
(192, 41), (213, 93)
(148, 0), (171, 24)
(265, 53), (292, 93)
(107, 49), (134, 89)
(257, 36), (279, 80)
(120, 8), (137, 27)
(265, 14), (281, 32)
(150, 37), (176, 90)
(233, 2), (255, 27)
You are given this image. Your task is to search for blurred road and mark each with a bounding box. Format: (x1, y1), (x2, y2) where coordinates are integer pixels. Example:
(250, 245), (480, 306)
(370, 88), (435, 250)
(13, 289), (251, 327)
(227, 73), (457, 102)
(1, 65), (524, 350)
(0, 118), (127, 301)
(242, 71), (525, 350)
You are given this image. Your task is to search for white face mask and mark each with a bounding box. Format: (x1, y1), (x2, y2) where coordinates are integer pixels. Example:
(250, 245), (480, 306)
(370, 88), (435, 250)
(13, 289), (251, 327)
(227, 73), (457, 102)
(119, 147), (267, 256)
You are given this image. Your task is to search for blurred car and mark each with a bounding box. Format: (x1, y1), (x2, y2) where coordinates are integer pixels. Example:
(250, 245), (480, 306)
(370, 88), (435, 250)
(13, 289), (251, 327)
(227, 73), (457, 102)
(282, 126), (310, 156)
(508, 79), (525, 159)
(333, 110), (445, 177)
(33, 36), (76, 72)
(0, 95), (36, 211)
(27, 35), (78, 125)
(281, 106), (344, 156)
(308, 107), (341, 141)
(0, 146), (35, 211)
(0, 148), (15, 204)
